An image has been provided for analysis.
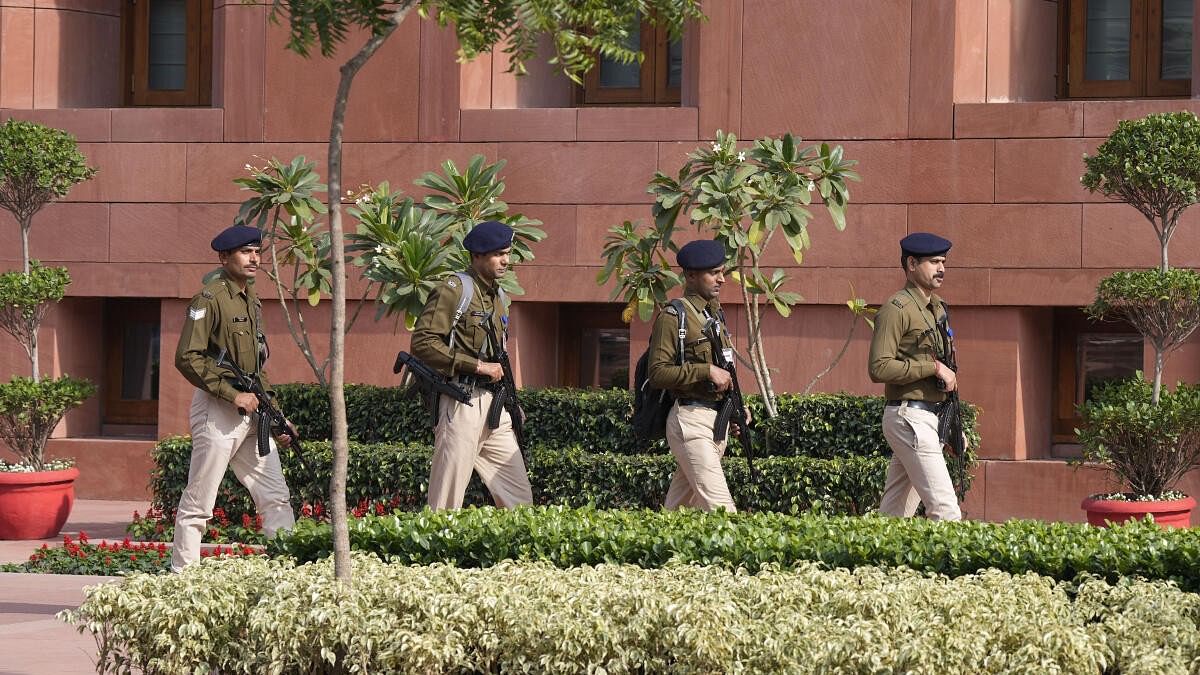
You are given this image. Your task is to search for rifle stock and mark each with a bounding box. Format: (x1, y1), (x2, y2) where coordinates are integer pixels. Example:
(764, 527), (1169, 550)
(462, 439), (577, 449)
(393, 351), (473, 405)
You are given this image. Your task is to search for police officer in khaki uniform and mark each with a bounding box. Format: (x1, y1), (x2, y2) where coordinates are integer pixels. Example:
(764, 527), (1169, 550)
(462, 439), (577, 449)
(410, 220), (533, 511)
(868, 232), (961, 521)
(648, 240), (739, 512)
(171, 225), (296, 570)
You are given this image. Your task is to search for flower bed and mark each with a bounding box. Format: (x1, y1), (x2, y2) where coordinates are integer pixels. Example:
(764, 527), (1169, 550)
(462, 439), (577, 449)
(62, 553), (1200, 674)
(0, 532), (258, 575)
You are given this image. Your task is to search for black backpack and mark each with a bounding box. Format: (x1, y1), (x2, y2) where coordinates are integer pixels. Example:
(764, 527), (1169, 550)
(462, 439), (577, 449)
(631, 299), (687, 443)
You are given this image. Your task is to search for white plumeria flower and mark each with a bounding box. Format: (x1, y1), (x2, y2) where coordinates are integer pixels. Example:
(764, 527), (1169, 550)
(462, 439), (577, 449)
(374, 245), (384, 254)
(807, 181), (816, 192)
(711, 142), (721, 152)
(737, 152), (746, 162)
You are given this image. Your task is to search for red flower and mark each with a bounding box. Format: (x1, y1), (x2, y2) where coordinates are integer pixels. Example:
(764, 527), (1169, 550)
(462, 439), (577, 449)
(79, 531), (89, 543)
(242, 513), (253, 528)
(301, 503), (313, 518)
(254, 515), (263, 530)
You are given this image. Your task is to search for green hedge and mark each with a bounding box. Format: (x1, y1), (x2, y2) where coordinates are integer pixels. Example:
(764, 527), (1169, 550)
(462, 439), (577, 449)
(147, 438), (888, 530)
(272, 506), (1200, 591)
(64, 553), (1200, 674)
(274, 384), (980, 460)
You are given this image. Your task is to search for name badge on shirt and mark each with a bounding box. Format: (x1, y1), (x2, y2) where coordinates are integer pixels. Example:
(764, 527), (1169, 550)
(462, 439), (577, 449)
(723, 348), (735, 364)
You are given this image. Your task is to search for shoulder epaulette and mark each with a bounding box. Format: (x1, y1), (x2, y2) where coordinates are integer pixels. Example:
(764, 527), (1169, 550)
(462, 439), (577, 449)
(889, 293), (909, 309)
(664, 304), (679, 316)
(200, 290), (214, 299)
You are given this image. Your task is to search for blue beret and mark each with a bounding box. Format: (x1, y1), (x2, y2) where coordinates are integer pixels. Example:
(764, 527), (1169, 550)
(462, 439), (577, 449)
(463, 220), (514, 253)
(677, 240), (726, 270)
(210, 225), (262, 252)
(900, 232), (952, 258)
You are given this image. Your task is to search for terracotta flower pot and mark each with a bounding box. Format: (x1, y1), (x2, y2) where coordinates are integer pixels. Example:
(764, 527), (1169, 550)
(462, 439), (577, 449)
(1081, 495), (1196, 529)
(0, 467), (79, 540)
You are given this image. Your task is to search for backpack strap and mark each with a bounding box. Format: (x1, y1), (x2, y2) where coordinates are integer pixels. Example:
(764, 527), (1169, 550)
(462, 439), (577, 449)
(447, 272), (475, 350)
(667, 298), (687, 367)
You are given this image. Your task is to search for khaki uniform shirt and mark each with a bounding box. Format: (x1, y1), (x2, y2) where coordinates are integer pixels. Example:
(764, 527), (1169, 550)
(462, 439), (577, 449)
(411, 271), (508, 377)
(647, 293), (730, 402)
(175, 273), (272, 403)
(868, 281), (948, 402)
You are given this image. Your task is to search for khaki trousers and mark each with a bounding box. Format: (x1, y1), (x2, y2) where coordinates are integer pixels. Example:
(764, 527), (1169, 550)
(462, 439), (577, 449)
(427, 388), (533, 511)
(171, 389), (295, 571)
(879, 402), (961, 521)
(664, 402), (737, 512)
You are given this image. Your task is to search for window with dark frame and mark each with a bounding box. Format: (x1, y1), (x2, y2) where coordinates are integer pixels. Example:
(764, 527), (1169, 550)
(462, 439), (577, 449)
(1059, 0), (1193, 98)
(1052, 308), (1144, 448)
(557, 304), (631, 389)
(122, 0), (213, 106)
(103, 299), (161, 433)
(579, 15), (682, 105)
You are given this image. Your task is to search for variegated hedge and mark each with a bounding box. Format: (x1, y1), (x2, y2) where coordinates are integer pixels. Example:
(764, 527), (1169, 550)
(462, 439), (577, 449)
(65, 553), (1200, 674)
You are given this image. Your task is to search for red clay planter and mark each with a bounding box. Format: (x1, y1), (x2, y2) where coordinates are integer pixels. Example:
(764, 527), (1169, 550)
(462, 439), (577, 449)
(1082, 495), (1196, 529)
(0, 467), (79, 539)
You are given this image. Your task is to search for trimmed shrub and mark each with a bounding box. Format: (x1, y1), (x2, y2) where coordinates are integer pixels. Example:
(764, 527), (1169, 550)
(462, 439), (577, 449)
(274, 384), (980, 460)
(63, 553), (1200, 674)
(144, 439), (888, 536)
(271, 506), (1200, 591)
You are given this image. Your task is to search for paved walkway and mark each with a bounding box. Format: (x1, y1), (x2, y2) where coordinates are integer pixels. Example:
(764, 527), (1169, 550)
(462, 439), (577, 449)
(0, 499), (147, 675)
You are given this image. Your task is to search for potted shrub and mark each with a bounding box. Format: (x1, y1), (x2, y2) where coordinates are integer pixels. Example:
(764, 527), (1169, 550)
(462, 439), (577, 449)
(0, 119), (97, 539)
(1078, 110), (1200, 527)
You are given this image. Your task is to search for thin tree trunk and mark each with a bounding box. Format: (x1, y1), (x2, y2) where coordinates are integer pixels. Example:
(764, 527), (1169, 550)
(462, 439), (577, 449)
(1152, 347), (1164, 405)
(1161, 238), (1169, 275)
(804, 314), (859, 395)
(267, 214), (327, 386)
(325, 4), (415, 584)
(20, 219), (37, 381)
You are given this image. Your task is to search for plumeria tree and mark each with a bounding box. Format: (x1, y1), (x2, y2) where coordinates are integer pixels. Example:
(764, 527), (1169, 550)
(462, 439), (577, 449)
(599, 131), (859, 418)
(0, 120), (97, 471)
(233, 155), (545, 384)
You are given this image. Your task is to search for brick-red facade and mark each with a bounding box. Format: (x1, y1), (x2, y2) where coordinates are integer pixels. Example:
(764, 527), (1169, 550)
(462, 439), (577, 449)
(3, 0), (1200, 520)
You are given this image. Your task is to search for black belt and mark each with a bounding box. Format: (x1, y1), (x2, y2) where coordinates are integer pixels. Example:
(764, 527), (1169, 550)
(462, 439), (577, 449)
(677, 398), (723, 411)
(453, 374), (492, 390)
(886, 399), (944, 413)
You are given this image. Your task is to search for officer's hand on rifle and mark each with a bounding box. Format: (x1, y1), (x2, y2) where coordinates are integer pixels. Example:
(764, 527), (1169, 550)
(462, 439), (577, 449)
(476, 361), (503, 383)
(275, 420), (298, 448)
(934, 361), (958, 392)
(233, 392), (260, 415)
(708, 365), (732, 392)
(730, 405), (752, 435)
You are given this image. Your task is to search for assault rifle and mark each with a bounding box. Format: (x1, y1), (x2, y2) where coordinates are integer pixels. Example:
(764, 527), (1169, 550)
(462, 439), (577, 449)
(935, 305), (968, 502)
(393, 351), (473, 404)
(702, 314), (757, 478)
(479, 317), (527, 457)
(212, 349), (301, 460)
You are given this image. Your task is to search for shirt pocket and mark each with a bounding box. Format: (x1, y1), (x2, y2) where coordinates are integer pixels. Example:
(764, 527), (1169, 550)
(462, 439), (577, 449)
(231, 328), (257, 372)
(685, 338), (713, 365)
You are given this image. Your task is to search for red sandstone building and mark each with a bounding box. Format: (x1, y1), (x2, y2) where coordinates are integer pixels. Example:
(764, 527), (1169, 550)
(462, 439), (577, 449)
(1, 1), (1198, 521)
